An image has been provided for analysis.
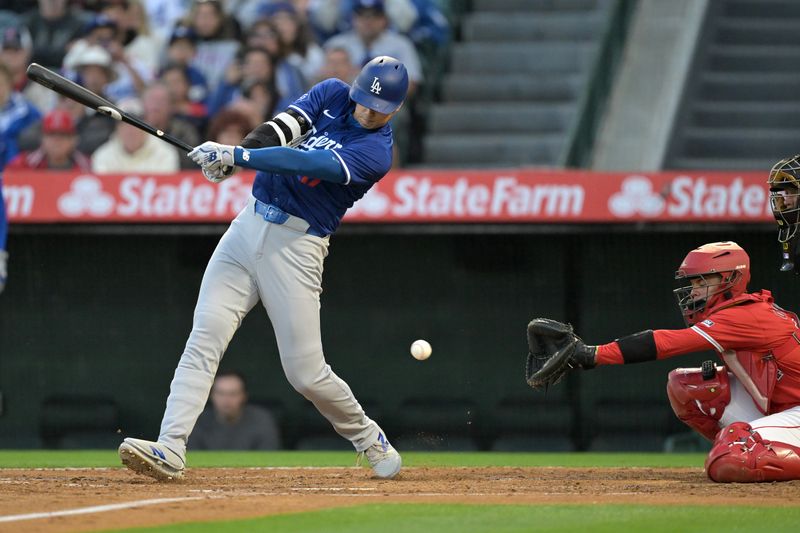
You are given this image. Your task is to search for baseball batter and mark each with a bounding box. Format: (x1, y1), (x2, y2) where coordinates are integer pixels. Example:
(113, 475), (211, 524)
(118, 56), (408, 480)
(527, 241), (800, 482)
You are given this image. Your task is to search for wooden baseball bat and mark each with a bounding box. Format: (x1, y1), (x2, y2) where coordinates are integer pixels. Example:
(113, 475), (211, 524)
(26, 63), (194, 152)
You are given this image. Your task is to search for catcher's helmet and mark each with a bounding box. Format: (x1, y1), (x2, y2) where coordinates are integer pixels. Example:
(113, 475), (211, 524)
(349, 56), (408, 114)
(673, 241), (750, 325)
(769, 155), (800, 243)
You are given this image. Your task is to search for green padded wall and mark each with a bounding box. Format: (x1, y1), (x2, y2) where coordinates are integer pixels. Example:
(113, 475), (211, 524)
(0, 229), (795, 449)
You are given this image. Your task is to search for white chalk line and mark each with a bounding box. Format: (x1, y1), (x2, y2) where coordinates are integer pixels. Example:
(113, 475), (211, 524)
(291, 487), (377, 492)
(0, 496), (202, 523)
(0, 489), (574, 524)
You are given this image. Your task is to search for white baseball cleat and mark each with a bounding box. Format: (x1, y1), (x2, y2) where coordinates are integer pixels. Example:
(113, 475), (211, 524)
(359, 433), (402, 479)
(118, 437), (185, 481)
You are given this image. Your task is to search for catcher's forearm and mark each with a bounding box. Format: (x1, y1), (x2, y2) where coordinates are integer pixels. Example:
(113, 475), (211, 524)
(596, 330), (657, 365)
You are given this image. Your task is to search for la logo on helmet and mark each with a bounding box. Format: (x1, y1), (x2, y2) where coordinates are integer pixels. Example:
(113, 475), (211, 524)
(370, 77), (382, 94)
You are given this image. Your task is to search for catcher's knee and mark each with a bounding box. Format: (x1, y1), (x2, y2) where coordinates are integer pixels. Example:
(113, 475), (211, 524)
(666, 362), (730, 441)
(705, 422), (800, 482)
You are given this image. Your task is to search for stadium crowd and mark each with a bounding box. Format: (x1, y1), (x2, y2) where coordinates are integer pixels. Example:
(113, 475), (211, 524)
(0, 0), (450, 172)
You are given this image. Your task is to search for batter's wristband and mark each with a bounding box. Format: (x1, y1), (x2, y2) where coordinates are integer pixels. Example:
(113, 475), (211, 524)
(615, 330), (657, 364)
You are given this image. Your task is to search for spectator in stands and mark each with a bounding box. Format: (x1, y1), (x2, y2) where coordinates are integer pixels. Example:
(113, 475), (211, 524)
(0, 27), (57, 114)
(91, 97), (179, 173)
(207, 46), (287, 117)
(403, 0), (450, 50)
(245, 17), (280, 52)
(232, 78), (281, 126)
(244, 18), (305, 102)
(64, 44), (116, 101)
(160, 62), (208, 129)
(20, 0), (87, 69)
(142, 82), (200, 169)
(191, 370), (281, 450)
(100, 0), (162, 77)
(165, 25), (209, 105)
(323, 0), (422, 96)
(287, 0), (314, 22)
(308, 0), (416, 43)
(306, 0), (352, 42)
(141, 0), (191, 45)
(56, 96), (117, 156)
(9, 109), (91, 171)
(314, 46), (358, 84)
(190, 0), (242, 91)
(263, 2), (324, 88)
(223, 0), (270, 33)
(0, 62), (41, 294)
(206, 108), (252, 145)
(63, 14), (151, 101)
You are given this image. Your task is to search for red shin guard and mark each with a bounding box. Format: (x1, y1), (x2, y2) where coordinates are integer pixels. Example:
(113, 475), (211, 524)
(667, 365), (730, 440)
(705, 422), (800, 482)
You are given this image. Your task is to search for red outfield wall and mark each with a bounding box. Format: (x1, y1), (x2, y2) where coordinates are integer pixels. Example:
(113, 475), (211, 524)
(4, 169), (773, 223)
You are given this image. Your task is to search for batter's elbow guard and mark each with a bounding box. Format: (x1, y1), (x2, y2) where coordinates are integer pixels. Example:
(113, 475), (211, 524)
(240, 108), (311, 149)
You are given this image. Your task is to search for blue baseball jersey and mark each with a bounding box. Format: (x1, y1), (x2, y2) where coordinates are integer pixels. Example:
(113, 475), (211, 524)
(251, 78), (394, 236)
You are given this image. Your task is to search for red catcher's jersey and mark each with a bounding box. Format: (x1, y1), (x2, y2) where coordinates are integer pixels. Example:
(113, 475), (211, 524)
(597, 290), (800, 413)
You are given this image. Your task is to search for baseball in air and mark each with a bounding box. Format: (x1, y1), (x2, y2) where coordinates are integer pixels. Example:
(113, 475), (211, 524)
(410, 339), (432, 361)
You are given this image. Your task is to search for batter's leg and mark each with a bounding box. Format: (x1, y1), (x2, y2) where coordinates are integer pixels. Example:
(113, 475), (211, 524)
(157, 222), (261, 456)
(120, 210), (263, 481)
(254, 227), (382, 451)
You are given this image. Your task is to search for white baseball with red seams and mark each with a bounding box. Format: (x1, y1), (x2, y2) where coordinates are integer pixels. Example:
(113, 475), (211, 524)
(410, 339), (432, 361)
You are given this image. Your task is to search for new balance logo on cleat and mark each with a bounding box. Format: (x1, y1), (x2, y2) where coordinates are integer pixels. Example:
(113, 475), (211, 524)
(119, 438), (185, 481)
(360, 432), (401, 479)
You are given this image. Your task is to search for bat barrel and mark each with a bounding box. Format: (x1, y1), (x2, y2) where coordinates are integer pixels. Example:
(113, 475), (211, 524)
(26, 63), (194, 153)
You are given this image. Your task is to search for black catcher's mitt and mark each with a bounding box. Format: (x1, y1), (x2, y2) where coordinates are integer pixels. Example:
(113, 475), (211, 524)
(525, 318), (583, 390)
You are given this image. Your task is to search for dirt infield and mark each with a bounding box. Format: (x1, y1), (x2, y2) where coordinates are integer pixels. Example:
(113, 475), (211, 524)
(2, 466), (800, 532)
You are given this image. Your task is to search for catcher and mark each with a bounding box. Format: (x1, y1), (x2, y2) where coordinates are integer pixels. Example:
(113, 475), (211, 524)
(526, 241), (800, 482)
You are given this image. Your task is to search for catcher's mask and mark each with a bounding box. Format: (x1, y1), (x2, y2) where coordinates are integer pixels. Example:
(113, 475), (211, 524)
(769, 155), (800, 243)
(673, 241), (750, 326)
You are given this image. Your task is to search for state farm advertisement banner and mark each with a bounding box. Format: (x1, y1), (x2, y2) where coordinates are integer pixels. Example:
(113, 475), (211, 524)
(3, 169), (774, 224)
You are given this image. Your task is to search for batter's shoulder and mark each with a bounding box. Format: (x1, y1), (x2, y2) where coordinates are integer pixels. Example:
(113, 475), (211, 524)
(312, 77), (350, 95)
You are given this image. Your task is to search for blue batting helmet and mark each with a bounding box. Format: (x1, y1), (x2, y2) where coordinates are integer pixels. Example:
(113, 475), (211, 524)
(349, 56), (409, 114)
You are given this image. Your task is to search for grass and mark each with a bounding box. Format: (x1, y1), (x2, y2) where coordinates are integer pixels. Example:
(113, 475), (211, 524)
(0, 450), (708, 469)
(107, 504), (800, 533)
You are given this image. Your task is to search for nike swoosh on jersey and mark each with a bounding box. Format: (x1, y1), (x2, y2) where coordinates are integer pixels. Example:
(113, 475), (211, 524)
(323, 109), (336, 119)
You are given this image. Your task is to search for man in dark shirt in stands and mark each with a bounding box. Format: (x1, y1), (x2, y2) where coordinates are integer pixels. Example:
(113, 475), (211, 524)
(21, 0), (87, 69)
(190, 370), (281, 450)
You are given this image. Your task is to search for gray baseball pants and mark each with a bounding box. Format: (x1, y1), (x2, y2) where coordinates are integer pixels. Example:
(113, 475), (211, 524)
(158, 195), (382, 456)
